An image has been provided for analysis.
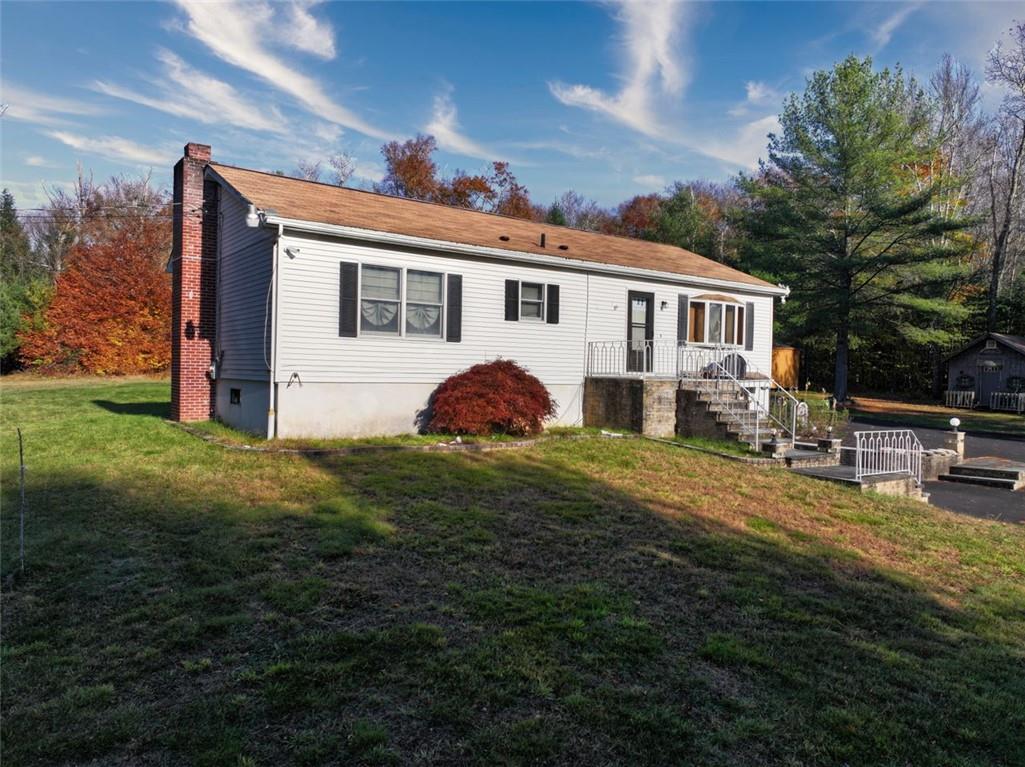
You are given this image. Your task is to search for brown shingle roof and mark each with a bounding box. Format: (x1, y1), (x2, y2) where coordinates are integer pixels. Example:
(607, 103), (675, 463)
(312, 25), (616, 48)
(209, 163), (776, 290)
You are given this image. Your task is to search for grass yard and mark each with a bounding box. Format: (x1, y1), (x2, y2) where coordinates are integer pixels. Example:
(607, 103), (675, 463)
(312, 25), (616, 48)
(852, 395), (1025, 436)
(2, 379), (1024, 766)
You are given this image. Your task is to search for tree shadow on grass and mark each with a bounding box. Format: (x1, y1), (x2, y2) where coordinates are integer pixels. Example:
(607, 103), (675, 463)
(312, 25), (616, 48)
(92, 399), (170, 419)
(1, 437), (1023, 767)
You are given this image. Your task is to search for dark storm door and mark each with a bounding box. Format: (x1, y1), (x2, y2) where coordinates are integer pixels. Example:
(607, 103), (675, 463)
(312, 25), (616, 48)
(626, 291), (655, 373)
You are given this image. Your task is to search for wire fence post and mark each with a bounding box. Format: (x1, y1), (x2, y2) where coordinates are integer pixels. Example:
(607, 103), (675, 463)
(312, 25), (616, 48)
(17, 427), (26, 573)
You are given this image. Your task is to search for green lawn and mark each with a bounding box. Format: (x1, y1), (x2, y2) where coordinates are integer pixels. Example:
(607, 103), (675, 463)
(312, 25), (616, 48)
(2, 379), (1024, 766)
(851, 395), (1025, 436)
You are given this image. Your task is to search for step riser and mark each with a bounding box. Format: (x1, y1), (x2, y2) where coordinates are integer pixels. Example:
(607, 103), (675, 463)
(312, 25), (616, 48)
(948, 466), (1025, 481)
(938, 474), (1024, 490)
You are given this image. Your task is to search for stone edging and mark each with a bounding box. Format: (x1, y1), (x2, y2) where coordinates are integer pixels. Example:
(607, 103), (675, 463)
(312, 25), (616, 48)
(644, 436), (782, 467)
(167, 420), (617, 456)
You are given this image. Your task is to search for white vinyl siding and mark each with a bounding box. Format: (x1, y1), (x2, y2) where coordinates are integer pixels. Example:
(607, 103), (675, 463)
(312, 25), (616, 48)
(274, 235), (588, 384)
(217, 192), (274, 380)
(270, 233), (775, 387)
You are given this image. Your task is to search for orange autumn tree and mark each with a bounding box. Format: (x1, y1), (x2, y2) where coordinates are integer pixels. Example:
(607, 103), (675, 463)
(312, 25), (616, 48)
(19, 207), (171, 375)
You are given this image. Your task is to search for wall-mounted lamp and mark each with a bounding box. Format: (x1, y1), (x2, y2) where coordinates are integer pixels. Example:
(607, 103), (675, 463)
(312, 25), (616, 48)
(244, 204), (261, 228)
(660, 300), (669, 310)
(285, 246), (301, 259)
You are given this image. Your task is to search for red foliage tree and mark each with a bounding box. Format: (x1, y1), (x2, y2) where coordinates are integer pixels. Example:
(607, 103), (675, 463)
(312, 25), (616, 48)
(18, 215), (171, 374)
(428, 359), (557, 436)
(376, 135), (537, 220)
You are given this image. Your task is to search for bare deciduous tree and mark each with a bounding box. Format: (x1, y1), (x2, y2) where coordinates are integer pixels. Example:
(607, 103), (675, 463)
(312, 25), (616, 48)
(294, 160), (323, 182)
(328, 152), (356, 186)
(984, 21), (1025, 329)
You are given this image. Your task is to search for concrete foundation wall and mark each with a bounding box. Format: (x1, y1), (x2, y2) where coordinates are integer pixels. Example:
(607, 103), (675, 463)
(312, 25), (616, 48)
(275, 381), (583, 438)
(216, 378), (270, 435)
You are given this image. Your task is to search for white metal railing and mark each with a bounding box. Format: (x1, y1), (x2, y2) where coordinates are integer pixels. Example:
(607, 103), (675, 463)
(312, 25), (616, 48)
(585, 339), (730, 378)
(990, 391), (1025, 414)
(945, 390), (976, 409)
(855, 430), (923, 485)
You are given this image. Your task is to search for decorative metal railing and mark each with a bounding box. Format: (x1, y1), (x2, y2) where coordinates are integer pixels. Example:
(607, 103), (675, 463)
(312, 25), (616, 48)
(585, 340), (800, 442)
(854, 429), (923, 485)
(945, 390), (976, 409)
(990, 392), (1025, 414)
(585, 340), (731, 379)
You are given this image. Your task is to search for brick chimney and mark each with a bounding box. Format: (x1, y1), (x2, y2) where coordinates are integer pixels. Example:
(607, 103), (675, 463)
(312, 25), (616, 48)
(170, 142), (218, 421)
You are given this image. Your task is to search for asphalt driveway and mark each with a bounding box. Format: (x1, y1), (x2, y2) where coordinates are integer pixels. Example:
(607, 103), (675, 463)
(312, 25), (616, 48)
(846, 418), (1025, 523)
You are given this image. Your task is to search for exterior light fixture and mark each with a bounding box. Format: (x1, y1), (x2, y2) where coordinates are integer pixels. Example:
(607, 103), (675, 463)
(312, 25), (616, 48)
(245, 204), (261, 228)
(949, 417), (961, 433)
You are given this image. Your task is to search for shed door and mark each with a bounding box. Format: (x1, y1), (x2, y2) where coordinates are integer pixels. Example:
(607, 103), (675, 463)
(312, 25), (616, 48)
(977, 358), (1003, 406)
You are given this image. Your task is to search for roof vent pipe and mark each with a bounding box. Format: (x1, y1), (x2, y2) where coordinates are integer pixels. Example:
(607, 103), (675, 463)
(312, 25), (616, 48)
(539, 233), (546, 248)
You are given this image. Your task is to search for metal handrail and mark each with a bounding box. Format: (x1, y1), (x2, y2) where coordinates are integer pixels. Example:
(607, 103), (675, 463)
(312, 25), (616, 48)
(854, 430), (923, 485)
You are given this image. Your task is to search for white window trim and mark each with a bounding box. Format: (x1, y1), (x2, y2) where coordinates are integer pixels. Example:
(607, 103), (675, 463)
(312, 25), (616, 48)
(356, 264), (447, 341)
(687, 299), (744, 347)
(519, 281), (546, 322)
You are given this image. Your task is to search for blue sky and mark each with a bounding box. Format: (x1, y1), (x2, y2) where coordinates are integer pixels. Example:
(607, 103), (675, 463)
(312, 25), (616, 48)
(1, 1), (1021, 210)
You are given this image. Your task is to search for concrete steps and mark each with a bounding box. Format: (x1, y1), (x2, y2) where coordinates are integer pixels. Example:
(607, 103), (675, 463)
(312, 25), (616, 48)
(938, 462), (1025, 491)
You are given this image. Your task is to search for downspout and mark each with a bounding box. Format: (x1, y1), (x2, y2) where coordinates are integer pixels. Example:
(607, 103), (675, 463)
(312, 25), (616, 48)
(267, 223), (283, 439)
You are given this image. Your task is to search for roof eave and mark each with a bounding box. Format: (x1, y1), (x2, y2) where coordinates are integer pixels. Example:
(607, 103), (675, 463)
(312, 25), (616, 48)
(261, 213), (789, 298)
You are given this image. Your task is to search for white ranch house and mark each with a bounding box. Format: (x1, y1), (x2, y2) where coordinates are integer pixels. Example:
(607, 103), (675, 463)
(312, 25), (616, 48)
(169, 143), (794, 444)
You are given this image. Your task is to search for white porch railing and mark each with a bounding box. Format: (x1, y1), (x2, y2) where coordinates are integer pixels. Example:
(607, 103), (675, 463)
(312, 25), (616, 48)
(586, 339), (732, 379)
(855, 430), (923, 485)
(585, 340), (800, 442)
(990, 392), (1025, 414)
(945, 390), (976, 409)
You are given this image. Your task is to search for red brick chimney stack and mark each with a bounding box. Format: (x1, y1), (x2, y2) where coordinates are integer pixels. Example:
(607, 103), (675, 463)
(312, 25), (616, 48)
(170, 142), (218, 422)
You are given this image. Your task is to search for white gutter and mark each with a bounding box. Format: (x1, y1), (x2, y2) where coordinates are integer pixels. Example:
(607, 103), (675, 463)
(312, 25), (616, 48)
(261, 214), (790, 299)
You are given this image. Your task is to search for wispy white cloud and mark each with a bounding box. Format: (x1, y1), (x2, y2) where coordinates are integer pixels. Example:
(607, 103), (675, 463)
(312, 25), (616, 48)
(94, 49), (285, 133)
(728, 80), (782, 116)
(173, 0), (397, 140)
(871, 2), (924, 51)
(46, 131), (171, 166)
(283, 1), (336, 60)
(510, 139), (609, 161)
(633, 174), (666, 188)
(24, 155), (57, 168)
(424, 86), (498, 161)
(548, 0), (692, 140)
(700, 114), (779, 170)
(1, 83), (101, 126)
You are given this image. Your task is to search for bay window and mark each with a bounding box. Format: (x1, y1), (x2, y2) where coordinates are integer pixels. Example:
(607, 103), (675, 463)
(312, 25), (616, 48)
(687, 299), (745, 345)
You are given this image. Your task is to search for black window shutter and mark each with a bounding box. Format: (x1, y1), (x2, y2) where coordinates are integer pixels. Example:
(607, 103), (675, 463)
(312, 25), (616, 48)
(546, 284), (560, 324)
(504, 279), (519, 321)
(339, 262), (358, 337)
(446, 274), (462, 342)
(677, 295), (689, 343)
(745, 301), (755, 351)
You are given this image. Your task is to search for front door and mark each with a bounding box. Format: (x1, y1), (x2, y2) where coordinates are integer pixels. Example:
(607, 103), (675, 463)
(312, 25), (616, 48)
(626, 291), (654, 373)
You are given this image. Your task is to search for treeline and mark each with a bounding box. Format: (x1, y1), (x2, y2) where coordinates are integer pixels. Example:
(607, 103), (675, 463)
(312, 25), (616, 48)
(2, 24), (1022, 399)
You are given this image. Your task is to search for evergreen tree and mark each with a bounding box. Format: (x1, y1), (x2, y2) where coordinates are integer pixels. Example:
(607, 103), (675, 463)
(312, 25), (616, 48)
(0, 189), (33, 280)
(742, 56), (973, 401)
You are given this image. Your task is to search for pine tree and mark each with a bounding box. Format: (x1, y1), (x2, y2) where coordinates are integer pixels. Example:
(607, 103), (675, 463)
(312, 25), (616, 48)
(743, 56), (974, 401)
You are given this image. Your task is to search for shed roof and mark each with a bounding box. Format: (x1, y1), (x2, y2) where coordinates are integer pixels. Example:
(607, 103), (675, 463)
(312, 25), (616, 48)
(945, 332), (1025, 361)
(209, 163), (777, 290)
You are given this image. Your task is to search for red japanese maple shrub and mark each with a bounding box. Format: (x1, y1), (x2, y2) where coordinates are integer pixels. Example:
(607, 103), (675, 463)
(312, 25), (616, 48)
(427, 360), (557, 436)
